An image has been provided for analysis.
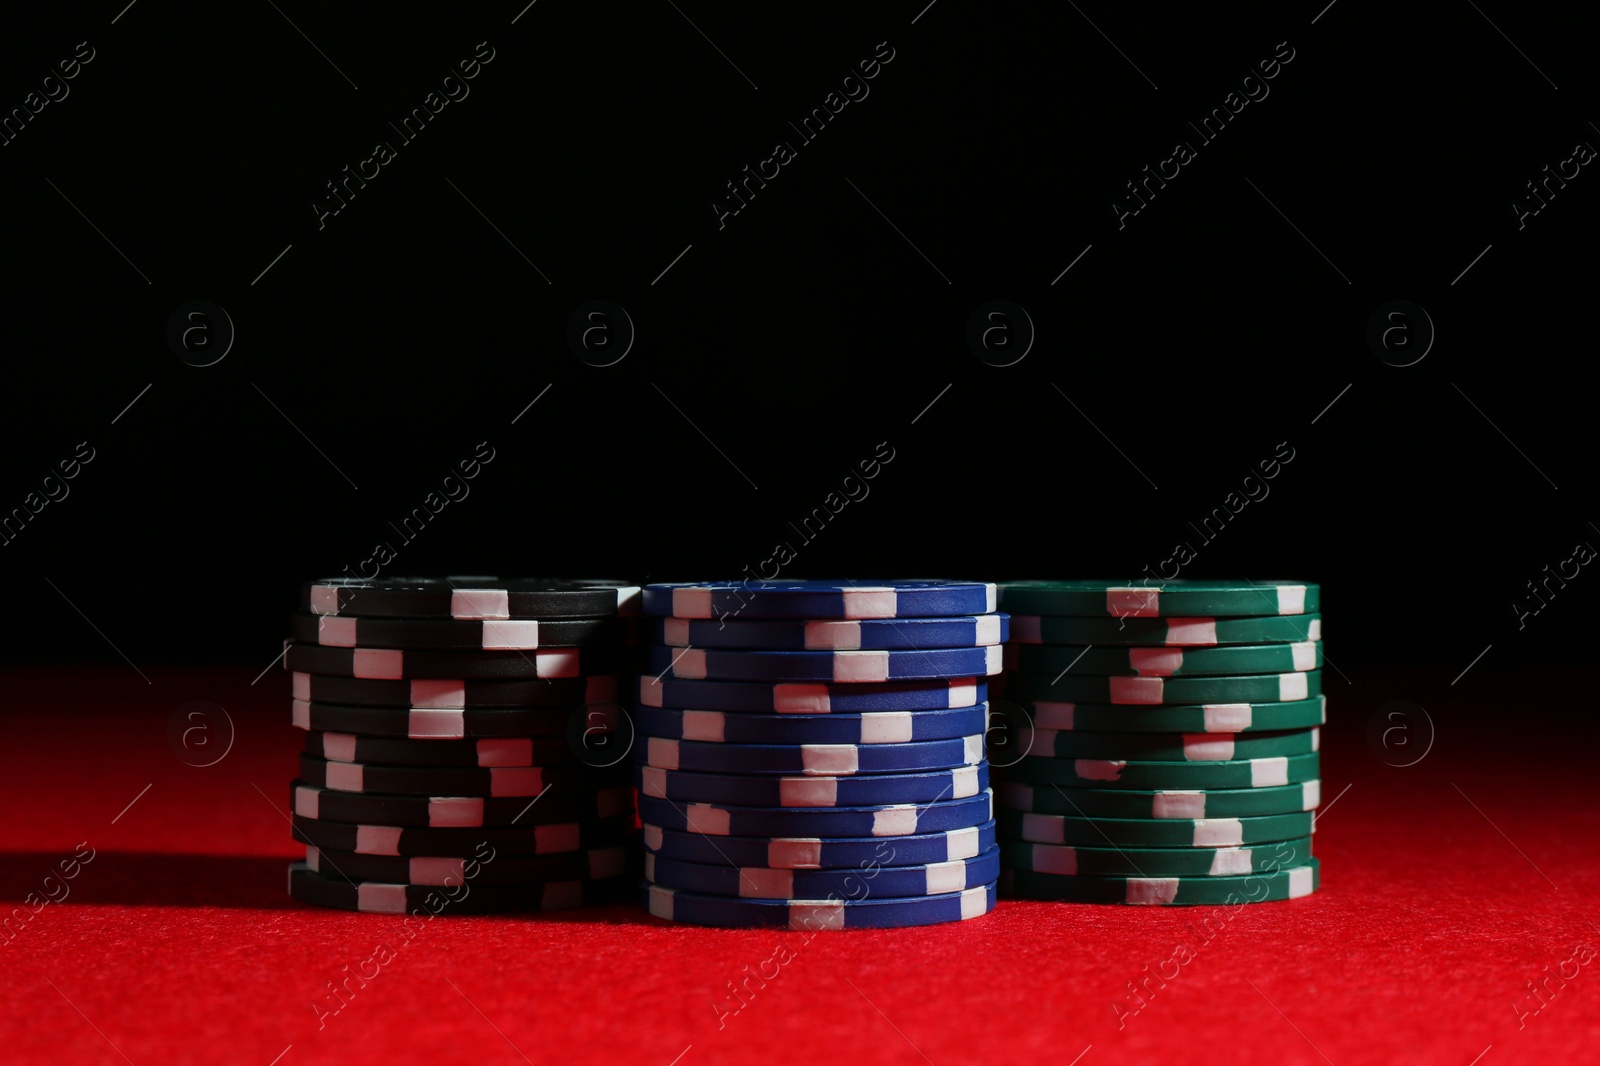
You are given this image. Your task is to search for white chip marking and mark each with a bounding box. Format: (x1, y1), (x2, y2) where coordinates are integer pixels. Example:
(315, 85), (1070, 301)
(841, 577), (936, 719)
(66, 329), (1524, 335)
(647, 738), (681, 770)
(682, 710), (726, 742)
(834, 650), (889, 683)
(1203, 703), (1252, 731)
(452, 589), (509, 619)
(1110, 677), (1163, 704)
(773, 684), (830, 713)
(409, 709), (467, 738)
(1277, 585), (1307, 615)
(1251, 757), (1291, 788)
(1307, 618), (1322, 641)
(640, 766), (669, 798)
(805, 621), (861, 650)
(860, 712), (913, 744)
(946, 826), (981, 860)
(318, 617), (358, 647)
(960, 884), (990, 918)
(949, 766), (981, 798)
(871, 806), (920, 835)
(320, 733), (358, 762)
(354, 826), (402, 855)
(741, 868), (795, 898)
(309, 586), (340, 615)
(801, 745), (858, 775)
(1129, 647), (1184, 676)
(1279, 672), (1309, 701)
(410, 680), (469, 708)
(293, 786), (319, 818)
(358, 883), (408, 914)
(975, 615), (1002, 644)
(683, 804), (730, 836)
(925, 859), (968, 894)
(1182, 735), (1236, 761)
(1302, 780), (1321, 809)
(642, 824), (664, 850)
(1166, 618), (1218, 645)
(324, 762), (365, 792)
(673, 589), (714, 618)
(647, 884), (676, 918)
(768, 838), (823, 868)
(1291, 641), (1317, 671)
(662, 618), (691, 646)
(410, 857), (469, 885)
(1210, 848), (1254, 876)
(948, 679), (979, 707)
(1151, 791), (1205, 819)
(1073, 759), (1127, 781)
(1125, 878), (1180, 904)
(1105, 588), (1160, 617)
(292, 698), (310, 730)
(791, 900), (845, 930)
(1287, 864), (1315, 897)
(483, 620), (540, 649)
(292, 672), (311, 700)
(840, 588), (897, 619)
(1193, 818), (1244, 846)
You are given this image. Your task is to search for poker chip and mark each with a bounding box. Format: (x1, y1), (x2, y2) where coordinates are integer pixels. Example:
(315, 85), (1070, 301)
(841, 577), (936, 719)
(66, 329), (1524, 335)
(636, 790), (994, 838)
(1000, 670), (1321, 705)
(636, 765), (989, 806)
(289, 612), (632, 650)
(1004, 641), (1322, 677)
(641, 581), (997, 620)
(288, 862), (634, 914)
(290, 698), (621, 739)
(1010, 695), (1326, 734)
(1005, 752), (1320, 790)
(639, 675), (986, 713)
(298, 754), (624, 797)
(284, 642), (618, 680)
(997, 580), (1318, 618)
(634, 705), (989, 745)
(643, 882), (997, 928)
(301, 578), (642, 619)
(630, 581), (1005, 928)
(304, 731), (582, 767)
(1010, 613), (1321, 646)
(291, 813), (636, 856)
(997, 809), (1316, 847)
(999, 859), (1320, 905)
(1017, 725), (1320, 762)
(306, 843), (634, 886)
(641, 821), (998, 869)
(997, 780), (1322, 819)
(643, 848), (1000, 898)
(1000, 836), (1314, 878)
(993, 578), (1324, 908)
(293, 781), (633, 826)
(653, 614), (1008, 650)
(283, 576), (643, 914)
(637, 734), (985, 775)
(291, 671), (620, 708)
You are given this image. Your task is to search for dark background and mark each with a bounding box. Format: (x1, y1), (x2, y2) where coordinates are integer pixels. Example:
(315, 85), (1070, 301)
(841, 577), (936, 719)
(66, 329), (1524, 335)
(0, 2), (1592, 673)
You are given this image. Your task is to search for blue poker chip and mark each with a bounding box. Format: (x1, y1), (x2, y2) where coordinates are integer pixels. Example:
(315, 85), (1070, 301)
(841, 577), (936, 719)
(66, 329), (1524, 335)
(636, 790), (993, 838)
(642, 581), (997, 620)
(642, 881), (997, 928)
(641, 820), (999, 869)
(644, 847), (1001, 899)
(652, 614), (1009, 650)
(634, 705), (990, 745)
(638, 765), (990, 808)
(646, 644), (1003, 683)
(638, 675), (988, 713)
(637, 734), (984, 776)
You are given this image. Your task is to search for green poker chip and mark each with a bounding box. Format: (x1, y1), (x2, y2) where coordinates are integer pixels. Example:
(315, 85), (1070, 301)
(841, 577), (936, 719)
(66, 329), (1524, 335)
(1000, 751), (1320, 790)
(1000, 670), (1322, 705)
(1004, 696), (1326, 734)
(999, 836), (1314, 878)
(998, 580), (1318, 618)
(1004, 641), (1322, 678)
(1019, 725), (1319, 762)
(997, 808), (1314, 847)
(1009, 613), (1322, 646)
(1000, 858), (1320, 905)
(997, 779), (1322, 819)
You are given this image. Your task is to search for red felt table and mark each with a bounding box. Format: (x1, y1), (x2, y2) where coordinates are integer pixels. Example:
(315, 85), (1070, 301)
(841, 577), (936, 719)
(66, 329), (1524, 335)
(3, 665), (1595, 1066)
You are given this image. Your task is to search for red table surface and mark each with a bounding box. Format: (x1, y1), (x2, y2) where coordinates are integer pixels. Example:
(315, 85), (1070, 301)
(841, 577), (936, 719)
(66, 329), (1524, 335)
(2, 664), (1595, 1066)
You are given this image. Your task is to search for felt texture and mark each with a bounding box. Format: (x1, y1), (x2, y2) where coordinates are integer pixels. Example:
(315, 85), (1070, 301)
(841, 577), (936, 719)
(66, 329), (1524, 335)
(2, 666), (1596, 1066)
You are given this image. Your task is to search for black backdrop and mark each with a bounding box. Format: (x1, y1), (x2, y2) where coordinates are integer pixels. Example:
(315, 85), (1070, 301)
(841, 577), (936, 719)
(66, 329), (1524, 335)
(1, 2), (1593, 673)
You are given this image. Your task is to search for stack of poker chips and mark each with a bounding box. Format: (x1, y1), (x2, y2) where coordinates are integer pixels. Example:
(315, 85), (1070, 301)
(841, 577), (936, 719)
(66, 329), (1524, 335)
(283, 577), (642, 914)
(992, 579), (1323, 906)
(634, 580), (1006, 930)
